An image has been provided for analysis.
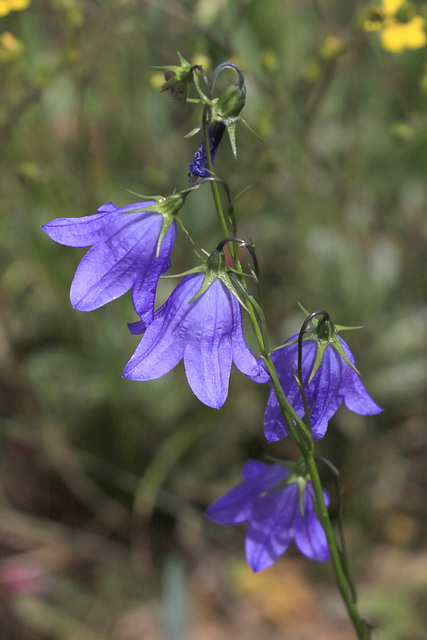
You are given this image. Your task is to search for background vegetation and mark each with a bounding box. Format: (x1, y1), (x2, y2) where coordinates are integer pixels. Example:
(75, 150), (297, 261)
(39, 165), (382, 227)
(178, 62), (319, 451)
(1, 1), (426, 638)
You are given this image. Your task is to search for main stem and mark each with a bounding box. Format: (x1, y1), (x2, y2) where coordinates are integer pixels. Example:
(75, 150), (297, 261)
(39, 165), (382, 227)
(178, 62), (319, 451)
(202, 106), (230, 240)
(201, 110), (369, 640)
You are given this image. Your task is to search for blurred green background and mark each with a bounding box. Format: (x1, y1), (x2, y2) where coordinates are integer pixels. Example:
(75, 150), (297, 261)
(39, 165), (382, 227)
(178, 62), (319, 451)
(1, 1), (427, 638)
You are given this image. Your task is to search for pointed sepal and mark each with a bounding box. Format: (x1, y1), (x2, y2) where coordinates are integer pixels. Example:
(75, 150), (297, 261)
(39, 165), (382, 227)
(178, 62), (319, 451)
(154, 52), (199, 102)
(133, 187), (196, 258)
(188, 244), (248, 310)
(308, 317), (360, 383)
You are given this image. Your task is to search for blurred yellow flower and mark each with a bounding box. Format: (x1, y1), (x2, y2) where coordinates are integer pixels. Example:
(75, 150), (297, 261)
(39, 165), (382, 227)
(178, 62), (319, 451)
(319, 35), (344, 59)
(0, 31), (24, 61)
(364, 0), (426, 52)
(382, 14), (426, 51)
(0, 0), (31, 18)
(1, 31), (22, 50)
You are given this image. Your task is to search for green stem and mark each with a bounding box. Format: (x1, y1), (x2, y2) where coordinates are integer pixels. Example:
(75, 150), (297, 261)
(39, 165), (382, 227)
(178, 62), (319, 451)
(202, 106), (230, 239)
(266, 355), (368, 639)
(305, 454), (369, 639)
(263, 351), (368, 638)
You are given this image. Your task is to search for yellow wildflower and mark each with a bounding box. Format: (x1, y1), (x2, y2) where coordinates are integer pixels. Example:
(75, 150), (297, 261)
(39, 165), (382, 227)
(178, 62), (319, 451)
(0, 0), (31, 18)
(381, 14), (426, 51)
(364, 0), (426, 52)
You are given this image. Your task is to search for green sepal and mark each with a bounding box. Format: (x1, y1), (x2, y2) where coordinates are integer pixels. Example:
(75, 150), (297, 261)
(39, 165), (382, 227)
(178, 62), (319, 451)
(154, 51), (193, 88)
(308, 339), (330, 384)
(274, 307), (364, 381)
(272, 331), (316, 352)
(308, 318), (360, 383)
(184, 124), (202, 139)
(327, 333), (360, 377)
(188, 247), (248, 310)
(334, 324), (364, 332)
(225, 121), (237, 159)
(123, 187), (198, 258)
(298, 302), (328, 331)
(239, 117), (265, 141)
(160, 264), (207, 279)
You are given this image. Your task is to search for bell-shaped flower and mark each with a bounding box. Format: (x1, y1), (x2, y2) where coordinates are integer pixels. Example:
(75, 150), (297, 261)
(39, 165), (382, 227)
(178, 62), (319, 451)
(123, 247), (268, 408)
(262, 321), (382, 442)
(206, 460), (330, 572)
(41, 194), (186, 325)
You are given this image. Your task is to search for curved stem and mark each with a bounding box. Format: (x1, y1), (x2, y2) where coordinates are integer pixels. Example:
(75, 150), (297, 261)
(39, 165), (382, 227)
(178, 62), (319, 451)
(210, 61), (245, 94)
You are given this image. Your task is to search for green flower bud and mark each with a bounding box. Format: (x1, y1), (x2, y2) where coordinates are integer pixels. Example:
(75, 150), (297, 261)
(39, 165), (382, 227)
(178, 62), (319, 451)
(212, 82), (247, 122)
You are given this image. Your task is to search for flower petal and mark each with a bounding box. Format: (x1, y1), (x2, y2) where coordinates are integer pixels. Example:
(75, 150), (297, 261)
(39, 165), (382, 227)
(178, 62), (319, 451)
(293, 486), (330, 562)
(70, 212), (162, 311)
(245, 483), (299, 571)
(41, 204), (121, 247)
(183, 280), (234, 409)
(308, 348), (343, 440)
(131, 221), (176, 325)
(263, 388), (290, 442)
(206, 462), (288, 526)
(123, 274), (203, 382)
(231, 306), (270, 384)
(41, 201), (155, 247)
(343, 368), (383, 415)
(339, 339), (383, 416)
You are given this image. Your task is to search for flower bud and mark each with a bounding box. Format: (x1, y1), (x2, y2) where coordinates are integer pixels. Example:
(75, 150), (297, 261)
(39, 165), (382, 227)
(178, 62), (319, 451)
(212, 82), (246, 122)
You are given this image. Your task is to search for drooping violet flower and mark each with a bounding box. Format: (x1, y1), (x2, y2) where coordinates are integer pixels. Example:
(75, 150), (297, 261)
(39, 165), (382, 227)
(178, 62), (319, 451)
(189, 121), (226, 181)
(124, 272), (268, 408)
(41, 197), (182, 326)
(206, 460), (330, 572)
(262, 333), (382, 443)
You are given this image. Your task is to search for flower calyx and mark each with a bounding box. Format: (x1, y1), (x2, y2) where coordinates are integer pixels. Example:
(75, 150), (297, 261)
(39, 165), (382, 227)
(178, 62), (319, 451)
(130, 189), (193, 257)
(188, 238), (248, 308)
(155, 52), (201, 102)
(298, 311), (361, 384)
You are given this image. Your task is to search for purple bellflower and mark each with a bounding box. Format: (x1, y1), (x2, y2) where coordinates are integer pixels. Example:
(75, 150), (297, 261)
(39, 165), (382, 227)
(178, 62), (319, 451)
(189, 121), (226, 181)
(262, 331), (382, 443)
(124, 270), (268, 409)
(41, 197), (182, 326)
(206, 460), (330, 572)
